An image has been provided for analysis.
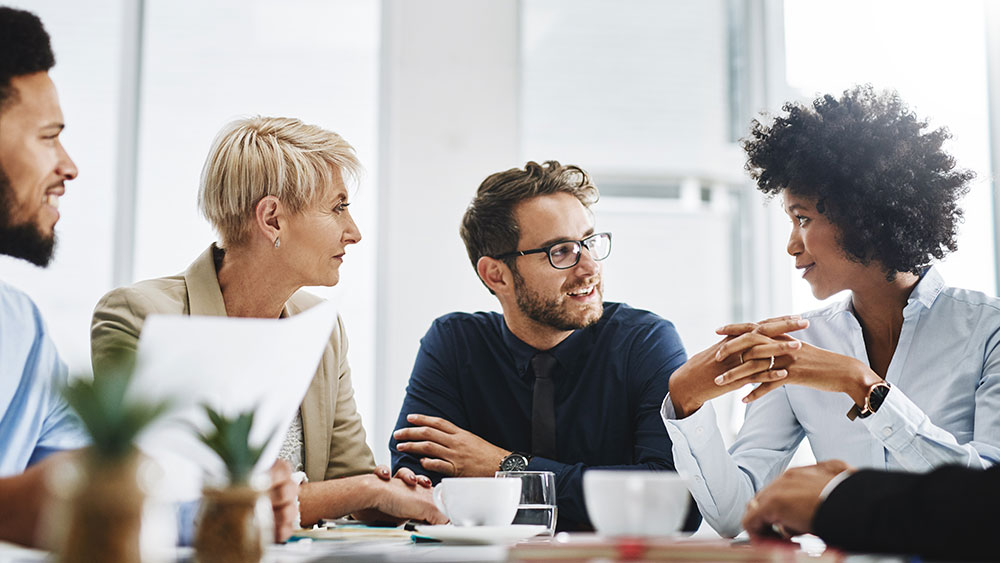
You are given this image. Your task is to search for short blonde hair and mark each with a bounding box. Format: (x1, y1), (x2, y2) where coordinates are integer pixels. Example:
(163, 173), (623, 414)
(198, 116), (361, 247)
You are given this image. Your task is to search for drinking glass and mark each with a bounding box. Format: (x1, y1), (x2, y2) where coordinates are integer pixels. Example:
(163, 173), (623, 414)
(495, 470), (557, 535)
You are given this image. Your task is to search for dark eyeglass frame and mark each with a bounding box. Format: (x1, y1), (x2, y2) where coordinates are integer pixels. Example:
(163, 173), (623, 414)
(493, 232), (612, 270)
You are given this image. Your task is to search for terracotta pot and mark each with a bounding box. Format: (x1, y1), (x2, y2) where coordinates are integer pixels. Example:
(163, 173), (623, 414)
(194, 485), (265, 563)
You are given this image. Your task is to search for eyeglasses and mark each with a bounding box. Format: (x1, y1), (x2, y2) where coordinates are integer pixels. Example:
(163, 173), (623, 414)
(494, 232), (612, 270)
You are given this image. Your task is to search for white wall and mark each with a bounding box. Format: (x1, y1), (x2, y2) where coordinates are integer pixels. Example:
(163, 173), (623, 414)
(375, 0), (521, 462)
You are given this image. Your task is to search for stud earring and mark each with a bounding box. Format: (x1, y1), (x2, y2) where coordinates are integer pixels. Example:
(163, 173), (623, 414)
(274, 237), (281, 249)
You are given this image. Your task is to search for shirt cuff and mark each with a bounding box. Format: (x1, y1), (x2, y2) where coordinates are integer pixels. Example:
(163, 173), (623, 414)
(661, 394), (719, 450)
(860, 386), (923, 451)
(819, 469), (853, 502)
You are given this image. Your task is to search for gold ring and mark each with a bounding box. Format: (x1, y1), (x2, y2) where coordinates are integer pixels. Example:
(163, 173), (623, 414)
(767, 356), (775, 371)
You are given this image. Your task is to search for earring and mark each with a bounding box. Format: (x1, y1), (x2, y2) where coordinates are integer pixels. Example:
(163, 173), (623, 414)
(274, 237), (281, 249)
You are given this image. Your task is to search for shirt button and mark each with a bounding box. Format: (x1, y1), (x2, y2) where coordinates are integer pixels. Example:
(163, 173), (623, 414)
(694, 476), (702, 482)
(882, 426), (893, 437)
(695, 426), (704, 435)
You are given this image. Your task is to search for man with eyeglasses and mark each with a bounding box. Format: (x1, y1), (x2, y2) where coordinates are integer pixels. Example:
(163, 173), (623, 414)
(390, 160), (700, 531)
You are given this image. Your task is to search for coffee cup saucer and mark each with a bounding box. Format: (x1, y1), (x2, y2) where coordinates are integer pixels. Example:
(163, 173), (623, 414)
(412, 524), (547, 544)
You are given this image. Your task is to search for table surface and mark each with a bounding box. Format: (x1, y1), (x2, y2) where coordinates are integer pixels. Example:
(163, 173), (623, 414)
(0, 532), (908, 563)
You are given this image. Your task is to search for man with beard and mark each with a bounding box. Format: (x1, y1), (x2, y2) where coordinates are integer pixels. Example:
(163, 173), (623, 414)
(0, 7), (300, 547)
(0, 5), (87, 546)
(390, 160), (699, 531)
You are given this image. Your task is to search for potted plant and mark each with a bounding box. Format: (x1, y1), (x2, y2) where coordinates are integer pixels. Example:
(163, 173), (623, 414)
(58, 369), (170, 563)
(193, 406), (274, 563)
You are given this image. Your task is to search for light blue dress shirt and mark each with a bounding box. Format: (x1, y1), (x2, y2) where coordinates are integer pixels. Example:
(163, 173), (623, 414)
(0, 281), (88, 476)
(661, 267), (1000, 537)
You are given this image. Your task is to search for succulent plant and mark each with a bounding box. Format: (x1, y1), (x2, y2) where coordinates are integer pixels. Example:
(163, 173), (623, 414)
(62, 370), (170, 463)
(197, 406), (274, 487)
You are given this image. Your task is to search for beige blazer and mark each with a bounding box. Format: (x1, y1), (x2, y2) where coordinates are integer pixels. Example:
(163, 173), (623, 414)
(90, 245), (375, 483)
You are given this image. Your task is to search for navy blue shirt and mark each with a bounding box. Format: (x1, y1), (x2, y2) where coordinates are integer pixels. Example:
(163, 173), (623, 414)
(390, 302), (699, 530)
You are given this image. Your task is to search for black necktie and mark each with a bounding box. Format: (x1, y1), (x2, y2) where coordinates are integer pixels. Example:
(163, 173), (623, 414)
(531, 352), (558, 459)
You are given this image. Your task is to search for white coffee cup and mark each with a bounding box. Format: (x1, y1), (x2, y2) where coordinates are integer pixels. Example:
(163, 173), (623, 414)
(432, 477), (522, 527)
(583, 470), (692, 536)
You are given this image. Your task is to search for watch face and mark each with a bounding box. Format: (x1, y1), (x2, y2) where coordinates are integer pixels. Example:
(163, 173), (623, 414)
(869, 383), (891, 412)
(500, 454), (528, 472)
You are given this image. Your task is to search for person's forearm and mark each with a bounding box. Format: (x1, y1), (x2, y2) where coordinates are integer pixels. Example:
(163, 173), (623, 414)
(0, 465), (47, 547)
(298, 474), (378, 526)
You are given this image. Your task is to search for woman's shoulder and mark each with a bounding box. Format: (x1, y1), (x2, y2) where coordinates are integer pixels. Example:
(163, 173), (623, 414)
(286, 289), (326, 313)
(95, 273), (189, 317)
(935, 285), (1000, 313)
(286, 290), (346, 337)
(798, 296), (853, 323)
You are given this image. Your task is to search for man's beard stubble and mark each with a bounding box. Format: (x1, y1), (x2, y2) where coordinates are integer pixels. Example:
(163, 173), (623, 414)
(0, 165), (55, 267)
(512, 267), (603, 331)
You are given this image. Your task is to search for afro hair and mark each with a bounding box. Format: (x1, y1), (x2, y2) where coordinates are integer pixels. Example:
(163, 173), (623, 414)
(743, 84), (974, 278)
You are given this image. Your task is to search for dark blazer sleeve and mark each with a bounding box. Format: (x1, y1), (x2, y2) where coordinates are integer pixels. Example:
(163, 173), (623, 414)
(814, 465), (1000, 560)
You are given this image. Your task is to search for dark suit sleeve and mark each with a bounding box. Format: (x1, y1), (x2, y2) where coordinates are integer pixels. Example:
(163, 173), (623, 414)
(389, 320), (468, 481)
(530, 318), (701, 531)
(815, 465), (1000, 560)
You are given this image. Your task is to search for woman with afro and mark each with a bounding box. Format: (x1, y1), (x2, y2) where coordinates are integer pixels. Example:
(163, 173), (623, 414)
(660, 85), (1000, 537)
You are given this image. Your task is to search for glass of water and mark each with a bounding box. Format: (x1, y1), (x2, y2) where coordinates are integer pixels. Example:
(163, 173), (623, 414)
(495, 470), (557, 536)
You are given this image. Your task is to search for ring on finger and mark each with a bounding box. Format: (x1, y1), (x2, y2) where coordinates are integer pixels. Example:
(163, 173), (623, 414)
(772, 523), (791, 539)
(739, 351), (745, 364)
(767, 356), (775, 371)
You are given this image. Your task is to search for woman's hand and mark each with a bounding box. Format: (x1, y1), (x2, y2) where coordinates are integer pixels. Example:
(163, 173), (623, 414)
(668, 317), (808, 418)
(715, 322), (881, 404)
(366, 474), (448, 524)
(373, 464), (432, 488)
(267, 459), (299, 542)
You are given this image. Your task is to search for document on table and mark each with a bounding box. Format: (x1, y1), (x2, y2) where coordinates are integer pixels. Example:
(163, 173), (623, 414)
(128, 301), (338, 502)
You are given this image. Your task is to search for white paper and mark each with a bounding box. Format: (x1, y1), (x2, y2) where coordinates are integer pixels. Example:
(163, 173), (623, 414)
(128, 300), (338, 501)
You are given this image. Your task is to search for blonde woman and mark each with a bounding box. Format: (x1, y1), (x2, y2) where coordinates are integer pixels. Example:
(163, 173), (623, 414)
(91, 117), (445, 526)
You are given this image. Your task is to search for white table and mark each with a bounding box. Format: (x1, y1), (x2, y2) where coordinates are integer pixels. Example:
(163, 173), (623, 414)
(0, 533), (907, 563)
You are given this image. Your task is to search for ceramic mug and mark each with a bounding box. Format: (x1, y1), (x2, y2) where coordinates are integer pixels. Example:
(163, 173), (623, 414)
(583, 470), (692, 536)
(432, 477), (522, 527)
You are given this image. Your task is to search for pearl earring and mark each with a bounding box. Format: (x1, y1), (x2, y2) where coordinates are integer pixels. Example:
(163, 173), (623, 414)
(274, 237), (281, 249)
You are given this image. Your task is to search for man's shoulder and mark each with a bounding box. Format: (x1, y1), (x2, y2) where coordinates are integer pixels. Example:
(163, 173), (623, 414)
(418, 311), (506, 350)
(429, 310), (504, 332)
(598, 301), (678, 334)
(0, 280), (45, 331)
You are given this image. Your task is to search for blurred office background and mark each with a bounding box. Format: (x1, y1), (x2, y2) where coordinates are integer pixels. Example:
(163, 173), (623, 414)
(2, 0), (998, 466)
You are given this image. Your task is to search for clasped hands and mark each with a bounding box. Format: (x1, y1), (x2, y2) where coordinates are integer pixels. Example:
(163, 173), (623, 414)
(670, 315), (876, 418)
